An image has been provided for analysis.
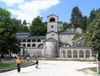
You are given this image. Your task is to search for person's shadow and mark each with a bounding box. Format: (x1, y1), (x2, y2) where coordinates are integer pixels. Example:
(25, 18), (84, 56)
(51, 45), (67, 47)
(19, 72), (28, 74)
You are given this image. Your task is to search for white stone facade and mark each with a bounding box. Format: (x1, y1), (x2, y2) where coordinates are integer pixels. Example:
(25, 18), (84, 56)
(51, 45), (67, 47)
(16, 14), (96, 59)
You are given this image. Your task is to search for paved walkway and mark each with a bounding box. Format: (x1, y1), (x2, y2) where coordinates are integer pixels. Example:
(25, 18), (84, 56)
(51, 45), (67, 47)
(0, 61), (98, 76)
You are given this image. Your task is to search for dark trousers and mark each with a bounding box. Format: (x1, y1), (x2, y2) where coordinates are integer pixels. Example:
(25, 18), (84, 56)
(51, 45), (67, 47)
(17, 64), (21, 72)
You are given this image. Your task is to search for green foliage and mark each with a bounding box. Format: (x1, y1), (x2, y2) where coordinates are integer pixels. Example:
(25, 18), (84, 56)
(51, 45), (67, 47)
(0, 8), (20, 54)
(72, 33), (85, 40)
(18, 24), (30, 32)
(70, 6), (82, 28)
(86, 12), (100, 54)
(88, 9), (96, 23)
(63, 22), (72, 31)
(30, 15), (47, 36)
(23, 19), (27, 26)
(79, 16), (88, 31)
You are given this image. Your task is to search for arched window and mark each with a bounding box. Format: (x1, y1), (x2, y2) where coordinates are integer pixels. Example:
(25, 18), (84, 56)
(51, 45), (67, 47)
(23, 44), (26, 47)
(50, 18), (55, 22)
(22, 39), (26, 42)
(32, 44), (36, 47)
(32, 39), (36, 42)
(27, 39), (31, 42)
(27, 44), (31, 47)
(37, 39), (41, 42)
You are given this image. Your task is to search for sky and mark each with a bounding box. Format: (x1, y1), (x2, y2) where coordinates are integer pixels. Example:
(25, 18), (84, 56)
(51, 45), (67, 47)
(0, 0), (100, 24)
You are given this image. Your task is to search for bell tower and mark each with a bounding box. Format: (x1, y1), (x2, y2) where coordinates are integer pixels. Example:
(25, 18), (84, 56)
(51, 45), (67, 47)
(47, 14), (58, 32)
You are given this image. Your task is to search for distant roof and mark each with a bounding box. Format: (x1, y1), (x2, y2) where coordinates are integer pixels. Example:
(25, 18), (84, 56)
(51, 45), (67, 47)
(46, 30), (58, 34)
(18, 36), (46, 39)
(58, 32), (76, 34)
(59, 42), (70, 45)
(16, 32), (30, 36)
(43, 37), (58, 42)
(47, 14), (59, 18)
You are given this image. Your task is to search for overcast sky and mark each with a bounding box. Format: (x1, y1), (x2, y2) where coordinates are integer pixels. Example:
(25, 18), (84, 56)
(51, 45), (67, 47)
(0, 0), (100, 24)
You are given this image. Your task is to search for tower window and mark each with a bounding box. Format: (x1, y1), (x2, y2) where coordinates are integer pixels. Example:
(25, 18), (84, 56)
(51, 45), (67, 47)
(52, 34), (54, 36)
(51, 25), (53, 28)
(50, 18), (55, 22)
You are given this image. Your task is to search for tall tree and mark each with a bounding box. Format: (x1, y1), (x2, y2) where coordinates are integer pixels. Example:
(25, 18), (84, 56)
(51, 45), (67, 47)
(70, 6), (82, 28)
(23, 19), (27, 26)
(18, 24), (30, 32)
(88, 9), (96, 23)
(0, 8), (20, 55)
(63, 22), (72, 31)
(30, 15), (47, 36)
(79, 16), (88, 31)
(86, 12), (100, 60)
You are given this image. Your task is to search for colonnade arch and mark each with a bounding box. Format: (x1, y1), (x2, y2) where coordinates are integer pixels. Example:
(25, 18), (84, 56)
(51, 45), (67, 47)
(67, 50), (71, 58)
(73, 50), (77, 58)
(61, 50), (66, 58)
(21, 39), (42, 42)
(60, 49), (97, 59)
(79, 50), (84, 58)
(85, 50), (90, 58)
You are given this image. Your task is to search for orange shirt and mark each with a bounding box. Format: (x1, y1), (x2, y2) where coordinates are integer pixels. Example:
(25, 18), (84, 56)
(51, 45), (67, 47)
(16, 59), (22, 64)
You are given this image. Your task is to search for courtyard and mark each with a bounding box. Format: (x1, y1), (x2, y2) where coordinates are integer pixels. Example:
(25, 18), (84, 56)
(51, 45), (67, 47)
(0, 60), (98, 76)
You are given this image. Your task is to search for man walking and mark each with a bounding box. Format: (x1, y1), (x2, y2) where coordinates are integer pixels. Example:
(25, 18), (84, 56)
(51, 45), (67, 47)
(16, 56), (22, 72)
(35, 58), (39, 68)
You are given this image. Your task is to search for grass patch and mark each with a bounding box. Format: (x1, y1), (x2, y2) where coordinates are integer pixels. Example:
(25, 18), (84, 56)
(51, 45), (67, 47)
(78, 67), (100, 74)
(0, 62), (26, 68)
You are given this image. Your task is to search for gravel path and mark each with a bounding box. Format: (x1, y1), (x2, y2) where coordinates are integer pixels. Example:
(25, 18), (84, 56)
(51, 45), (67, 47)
(0, 61), (98, 76)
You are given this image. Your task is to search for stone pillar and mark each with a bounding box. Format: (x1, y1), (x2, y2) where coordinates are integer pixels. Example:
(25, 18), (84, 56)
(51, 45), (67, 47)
(60, 50), (61, 58)
(72, 50), (73, 58)
(84, 50), (85, 59)
(77, 50), (79, 59)
(66, 50), (67, 59)
(90, 50), (92, 58)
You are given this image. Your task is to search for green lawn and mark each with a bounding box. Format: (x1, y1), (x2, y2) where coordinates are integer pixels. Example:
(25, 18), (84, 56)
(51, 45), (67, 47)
(0, 62), (26, 68)
(78, 67), (100, 74)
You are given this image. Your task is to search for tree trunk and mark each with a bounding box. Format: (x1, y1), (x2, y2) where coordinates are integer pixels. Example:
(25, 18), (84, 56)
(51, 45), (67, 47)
(98, 51), (100, 61)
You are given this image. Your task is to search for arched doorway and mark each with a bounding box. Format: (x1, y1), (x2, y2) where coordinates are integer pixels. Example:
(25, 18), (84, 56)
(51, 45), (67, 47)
(67, 50), (71, 58)
(37, 44), (44, 48)
(61, 50), (66, 58)
(86, 50), (90, 58)
(79, 50), (84, 58)
(73, 50), (77, 58)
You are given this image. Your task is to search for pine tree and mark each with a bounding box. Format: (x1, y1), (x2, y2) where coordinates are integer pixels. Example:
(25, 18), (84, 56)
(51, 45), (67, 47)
(70, 6), (82, 28)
